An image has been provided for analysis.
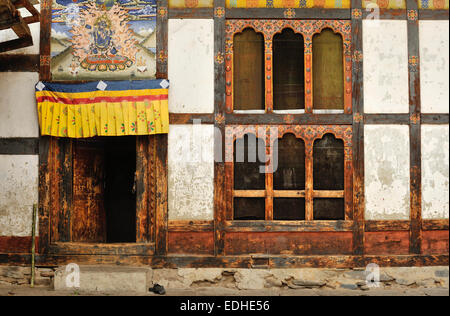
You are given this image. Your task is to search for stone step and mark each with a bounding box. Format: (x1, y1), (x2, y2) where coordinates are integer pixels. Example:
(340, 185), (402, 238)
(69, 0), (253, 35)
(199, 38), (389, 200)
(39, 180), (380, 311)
(54, 265), (151, 293)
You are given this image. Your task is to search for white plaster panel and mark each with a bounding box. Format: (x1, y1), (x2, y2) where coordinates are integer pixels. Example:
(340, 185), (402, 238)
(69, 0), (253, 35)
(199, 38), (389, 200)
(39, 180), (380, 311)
(365, 125), (410, 220)
(363, 20), (409, 114)
(0, 72), (40, 138)
(0, 155), (39, 236)
(422, 125), (449, 219)
(168, 19), (214, 114)
(0, 5), (40, 55)
(419, 21), (449, 114)
(168, 124), (214, 220)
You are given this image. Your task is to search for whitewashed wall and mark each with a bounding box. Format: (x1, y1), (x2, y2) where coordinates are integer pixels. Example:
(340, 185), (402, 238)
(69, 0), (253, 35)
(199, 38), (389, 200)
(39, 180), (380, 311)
(419, 21), (449, 114)
(363, 20), (409, 114)
(0, 155), (38, 236)
(0, 72), (40, 138)
(0, 5), (41, 237)
(0, 72), (39, 236)
(168, 19), (214, 114)
(168, 124), (215, 220)
(422, 125), (449, 220)
(364, 125), (410, 220)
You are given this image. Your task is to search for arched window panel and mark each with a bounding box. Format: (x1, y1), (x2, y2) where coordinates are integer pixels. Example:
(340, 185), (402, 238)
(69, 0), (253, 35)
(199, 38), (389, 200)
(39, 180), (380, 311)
(313, 199), (345, 220)
(312, 29), (344, 110)
(313, 133), (344, 190)
(274, 198), (306, 220)
(273, 29), (305, 111)
(234, 198), (265, 220)
(234, 134), (266, 190)
(233, 28), (265, 111)
(273, 133), (305, 190)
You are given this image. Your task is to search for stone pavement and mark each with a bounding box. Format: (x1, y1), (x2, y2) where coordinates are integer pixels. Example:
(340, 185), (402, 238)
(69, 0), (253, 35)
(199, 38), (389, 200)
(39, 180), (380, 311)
(0, 285), (448, 296)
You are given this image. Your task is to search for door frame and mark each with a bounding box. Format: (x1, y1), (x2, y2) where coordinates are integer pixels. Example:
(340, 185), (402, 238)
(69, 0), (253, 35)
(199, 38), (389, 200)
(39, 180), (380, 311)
(38, 135), (168, 256)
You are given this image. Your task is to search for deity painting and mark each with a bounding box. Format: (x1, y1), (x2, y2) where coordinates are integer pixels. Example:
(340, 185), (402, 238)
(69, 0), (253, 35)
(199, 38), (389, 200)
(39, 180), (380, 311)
(51, 0), (156, 80)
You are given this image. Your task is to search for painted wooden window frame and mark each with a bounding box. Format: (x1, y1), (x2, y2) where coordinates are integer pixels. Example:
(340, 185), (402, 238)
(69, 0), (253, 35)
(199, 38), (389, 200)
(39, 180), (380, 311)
(225, 125), (353, 224)
(225, 19), (352, 114)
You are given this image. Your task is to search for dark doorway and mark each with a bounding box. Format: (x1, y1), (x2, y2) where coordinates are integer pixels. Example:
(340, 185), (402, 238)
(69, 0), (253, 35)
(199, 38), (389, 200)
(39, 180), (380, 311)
(104, 137), (136, 243)
(72, 137), (136, 243)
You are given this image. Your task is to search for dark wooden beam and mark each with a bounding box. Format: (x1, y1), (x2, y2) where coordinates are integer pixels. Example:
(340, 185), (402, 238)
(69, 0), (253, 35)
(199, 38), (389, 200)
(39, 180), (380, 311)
(0, 54), (39, 71)
(1, 253), (448, 269)
(169, 7), (213, 19)
(0, 137), (38, 154)
(362, 8), (406, 20)
(156, 0), (168, 79)
(214, 0), (226, 257)
(365, 220), (411, 232)
(0, 35), (32, 53)
(351, 0), (365, 256)
(48, 242), (155, 256)
(39, 0), (51, 80)
(423, 219), (449, 231)
(364, 114), (410, 125)
(38, 136), (51, 254)
(169, 113), (215, 125)
(419, 9), (449, 20)
(421, 114), (449, 124)
(153, 0), (169, 256)
(57, 138), (72, 242)
(168, 220), (214, 232)
(407, 0), (422, 255)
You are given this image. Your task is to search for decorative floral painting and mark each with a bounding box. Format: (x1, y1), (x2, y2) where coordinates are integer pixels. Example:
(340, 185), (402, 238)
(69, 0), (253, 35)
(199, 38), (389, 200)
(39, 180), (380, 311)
(51, 0), (157, 80)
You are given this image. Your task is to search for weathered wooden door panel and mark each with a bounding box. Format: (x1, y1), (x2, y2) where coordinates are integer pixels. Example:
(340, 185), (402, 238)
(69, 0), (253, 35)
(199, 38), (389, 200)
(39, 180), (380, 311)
(72, 141), (106, 243)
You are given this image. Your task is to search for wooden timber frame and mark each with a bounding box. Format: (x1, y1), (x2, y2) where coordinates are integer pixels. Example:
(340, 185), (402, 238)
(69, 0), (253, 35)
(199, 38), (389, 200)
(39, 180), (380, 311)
(2, 0), (447, 268)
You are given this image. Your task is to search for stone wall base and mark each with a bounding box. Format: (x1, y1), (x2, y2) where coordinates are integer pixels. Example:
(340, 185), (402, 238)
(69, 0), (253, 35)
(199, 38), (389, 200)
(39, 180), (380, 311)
(1, 266), (448, 293)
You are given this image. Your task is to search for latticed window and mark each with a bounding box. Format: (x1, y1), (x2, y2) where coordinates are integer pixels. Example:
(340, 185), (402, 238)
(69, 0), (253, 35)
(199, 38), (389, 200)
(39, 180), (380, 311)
(225, 20), (353, 222)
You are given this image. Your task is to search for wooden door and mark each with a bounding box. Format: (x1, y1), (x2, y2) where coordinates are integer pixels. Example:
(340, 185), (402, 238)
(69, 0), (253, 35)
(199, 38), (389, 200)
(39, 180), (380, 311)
(72, 140), (107, 242)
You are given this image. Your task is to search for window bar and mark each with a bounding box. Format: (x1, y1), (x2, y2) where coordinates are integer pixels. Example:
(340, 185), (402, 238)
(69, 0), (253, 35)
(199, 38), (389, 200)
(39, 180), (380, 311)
(344, 43), (353, 114)
(225, 24), (233, 113)
(305, 141), (314, 220)
(344, 145), (353, 220)
(304, 36), (313, 114)
(265, 128), (274, 220)
(265, 37), (273, 113)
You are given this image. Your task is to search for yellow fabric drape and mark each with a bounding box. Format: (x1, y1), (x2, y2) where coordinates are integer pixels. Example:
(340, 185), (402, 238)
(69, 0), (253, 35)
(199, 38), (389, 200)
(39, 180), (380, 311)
(36, 88), (169, 138)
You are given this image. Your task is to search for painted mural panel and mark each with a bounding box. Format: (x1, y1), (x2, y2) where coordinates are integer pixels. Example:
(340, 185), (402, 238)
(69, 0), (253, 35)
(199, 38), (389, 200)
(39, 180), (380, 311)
(51, 0), (156, 80)
(418, 0), (449, 9)
(225, 0), (351, 8)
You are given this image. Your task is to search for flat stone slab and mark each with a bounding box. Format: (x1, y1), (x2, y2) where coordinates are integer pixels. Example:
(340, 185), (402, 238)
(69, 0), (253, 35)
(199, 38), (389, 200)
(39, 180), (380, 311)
(54, 266), (151, 294)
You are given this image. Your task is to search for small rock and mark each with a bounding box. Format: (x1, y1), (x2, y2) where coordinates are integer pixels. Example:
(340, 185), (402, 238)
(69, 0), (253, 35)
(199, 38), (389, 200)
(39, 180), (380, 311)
(435, 270), (449, 278)
(380, 274), (395, 282)
(292, 279), (326, 288)
(397, 279), (415, 286)
(340, 284), (358, 290)
(356, 281), (366, 287)
(360, 285), (370, 291)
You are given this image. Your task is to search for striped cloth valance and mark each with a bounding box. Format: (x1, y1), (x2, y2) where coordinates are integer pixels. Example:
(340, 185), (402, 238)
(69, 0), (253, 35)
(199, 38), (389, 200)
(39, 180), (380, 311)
(36, 80), (169, 138)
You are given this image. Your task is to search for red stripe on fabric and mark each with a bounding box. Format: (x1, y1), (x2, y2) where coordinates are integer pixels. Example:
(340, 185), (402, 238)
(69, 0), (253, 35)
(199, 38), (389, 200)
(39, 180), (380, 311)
(36, 94), (168, 105)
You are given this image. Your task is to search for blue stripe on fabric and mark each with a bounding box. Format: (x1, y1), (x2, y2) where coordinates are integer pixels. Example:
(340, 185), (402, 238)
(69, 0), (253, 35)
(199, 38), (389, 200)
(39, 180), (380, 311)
(36, 80), (169, 93)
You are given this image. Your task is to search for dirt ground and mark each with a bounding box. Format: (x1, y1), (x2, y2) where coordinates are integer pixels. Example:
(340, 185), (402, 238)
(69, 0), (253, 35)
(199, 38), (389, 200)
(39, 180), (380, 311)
(0, 285), (448, 296)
